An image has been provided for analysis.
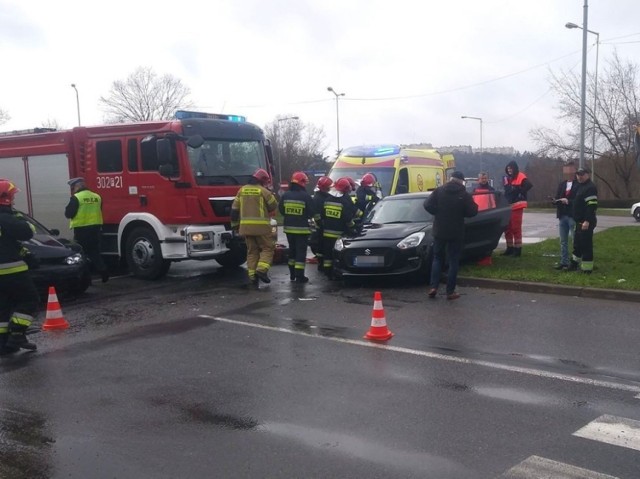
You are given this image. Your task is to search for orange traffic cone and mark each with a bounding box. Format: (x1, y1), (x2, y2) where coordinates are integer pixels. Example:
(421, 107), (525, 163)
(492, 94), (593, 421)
(42, 286), (70, 331)
(477, 255), (492, 266)
(364, 291), (394, 341)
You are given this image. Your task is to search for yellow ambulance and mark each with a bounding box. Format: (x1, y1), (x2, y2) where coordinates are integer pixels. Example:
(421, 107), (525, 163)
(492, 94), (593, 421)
(327, 144), (455, 197)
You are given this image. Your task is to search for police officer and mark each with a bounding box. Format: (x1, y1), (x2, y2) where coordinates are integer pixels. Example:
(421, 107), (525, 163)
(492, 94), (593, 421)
(0, 179), (39, 355)
(569, 167), (598, 274)
(312, 176), (334, 273)
(64, 177), (109, 283)
(320, 177), (357, 278)
(355, 172), (380, 215)
(231, 168), (278, 285)
(280, 172), (314, 283)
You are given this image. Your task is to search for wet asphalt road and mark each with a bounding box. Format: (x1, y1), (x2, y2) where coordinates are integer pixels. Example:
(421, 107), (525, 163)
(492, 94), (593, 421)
(1, 211), (640, 478)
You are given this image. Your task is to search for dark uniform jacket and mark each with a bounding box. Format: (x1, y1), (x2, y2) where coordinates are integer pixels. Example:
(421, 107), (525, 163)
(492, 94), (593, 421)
(424, 181), (478, 241)
(279, 183), (314, 235)
(554, 179), (579, 219)
(321, 193), (357, 239)
(0, 206), (33, 267)
(312, 191), (333, 226)
(572, 179), (598, 226)
(355, 185), (379, 214)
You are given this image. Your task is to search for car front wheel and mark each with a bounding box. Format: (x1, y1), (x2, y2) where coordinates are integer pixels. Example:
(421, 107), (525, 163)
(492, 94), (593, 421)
(634, 208), (640, 222)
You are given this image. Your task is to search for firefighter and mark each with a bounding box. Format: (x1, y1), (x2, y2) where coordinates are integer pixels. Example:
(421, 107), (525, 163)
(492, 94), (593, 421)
(320, 177), (357, 278)
(279, 172), (314, 283)
(231, 168), (278, 285)
(0, 179), (39, 355)
(312, 176), (334, 272)
(355, 172), (380, 215)
(64, 177), (109, 283)
(568, 167), (598, 274)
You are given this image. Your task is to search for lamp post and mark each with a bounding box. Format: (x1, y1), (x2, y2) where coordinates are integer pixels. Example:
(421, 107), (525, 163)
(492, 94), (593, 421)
(70, 83), (81, 126)
(327, 86), (345, 154)
(566, 21), (599, 176)
(277, 116), (299, 186)
(461, 115), (483, 171)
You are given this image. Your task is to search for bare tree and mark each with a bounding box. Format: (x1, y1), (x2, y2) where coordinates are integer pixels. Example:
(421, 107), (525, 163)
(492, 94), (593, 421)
(99, 67), (192, 123)
(41, 118), (62, 130)
(531, 52), (640, 199)
(264, 116), (328, 185)
(0, 108), (10, 125)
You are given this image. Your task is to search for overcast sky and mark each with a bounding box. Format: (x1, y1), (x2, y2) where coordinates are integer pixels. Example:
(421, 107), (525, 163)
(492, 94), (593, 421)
(1, 0), (639, 156)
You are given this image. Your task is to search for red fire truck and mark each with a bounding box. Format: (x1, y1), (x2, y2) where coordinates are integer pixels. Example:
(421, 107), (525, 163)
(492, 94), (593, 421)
(0, 111), (275, 279)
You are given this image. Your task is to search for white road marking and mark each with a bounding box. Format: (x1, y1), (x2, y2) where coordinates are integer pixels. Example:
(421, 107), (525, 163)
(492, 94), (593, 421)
(573, 414), (640, 452)
(498, 455), (618, 479)
(199, 315), (640, 393)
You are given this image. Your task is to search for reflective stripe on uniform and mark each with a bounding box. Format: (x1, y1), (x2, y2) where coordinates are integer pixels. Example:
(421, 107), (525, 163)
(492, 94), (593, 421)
(0, 322), (9, 334)
(0, 261), (28, 275)
(10, 312), (33, 327)
(283, 225), (310, 234)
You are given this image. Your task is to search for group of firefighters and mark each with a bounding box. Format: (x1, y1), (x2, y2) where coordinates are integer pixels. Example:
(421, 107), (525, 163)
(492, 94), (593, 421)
(230, 169), (380, 286)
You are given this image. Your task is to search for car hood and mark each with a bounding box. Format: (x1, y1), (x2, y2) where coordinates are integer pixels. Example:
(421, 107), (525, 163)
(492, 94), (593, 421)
(23, 233), (76, 260)
(343, 223), (428, 242)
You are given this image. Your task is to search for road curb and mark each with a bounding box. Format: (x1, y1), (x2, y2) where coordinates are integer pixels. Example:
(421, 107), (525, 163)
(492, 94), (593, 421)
(458, 276), (640, 303)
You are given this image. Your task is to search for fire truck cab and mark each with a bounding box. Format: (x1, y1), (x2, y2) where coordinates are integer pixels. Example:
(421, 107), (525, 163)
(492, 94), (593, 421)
(0, 111), (275, 279)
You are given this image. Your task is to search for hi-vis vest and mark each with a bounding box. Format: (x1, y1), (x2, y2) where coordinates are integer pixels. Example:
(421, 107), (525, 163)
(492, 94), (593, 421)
(473, 187), (496, 211)
(508, 172), (528, 211)
(70, 190), (103, 228)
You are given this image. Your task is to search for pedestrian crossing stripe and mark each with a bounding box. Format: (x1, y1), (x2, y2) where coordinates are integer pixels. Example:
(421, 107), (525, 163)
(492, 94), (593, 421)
(573, 414), (640, 452)
(498, 455), (618, 478)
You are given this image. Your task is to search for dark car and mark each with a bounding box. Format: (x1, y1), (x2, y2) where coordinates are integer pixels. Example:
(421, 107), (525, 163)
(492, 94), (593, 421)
(332, 190), (510, 280)
(20, 212), (92, 296)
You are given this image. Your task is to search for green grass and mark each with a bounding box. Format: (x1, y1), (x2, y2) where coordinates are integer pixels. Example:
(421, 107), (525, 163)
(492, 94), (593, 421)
(459, 227), (640, 291)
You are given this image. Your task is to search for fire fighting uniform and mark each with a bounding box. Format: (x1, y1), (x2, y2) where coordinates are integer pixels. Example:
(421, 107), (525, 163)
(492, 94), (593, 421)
(0, 206), (39, 355)
(355, 184), (379, 216)
(64, 186), (109, 282)
(570, 178), (598, 273)
(320, 193), (357, 276)
(279, 183), (314, 282)
(502, 161), (533, 256)
(231, 180), (278, 283)
(311, 190), (334, 272)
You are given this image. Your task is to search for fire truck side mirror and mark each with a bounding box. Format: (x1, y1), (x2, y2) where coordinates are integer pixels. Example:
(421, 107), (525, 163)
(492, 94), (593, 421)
(187, 135), (204, 149)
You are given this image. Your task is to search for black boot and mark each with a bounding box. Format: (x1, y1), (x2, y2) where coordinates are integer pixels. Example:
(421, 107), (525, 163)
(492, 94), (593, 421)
(501, 247), (514, 256)
(6, 323), (37, 351)
(288, 264), (296, 281)
(295, 270), (309, 283)
(255, 270), (271, 284)
(567, 260), (580, 271)
(512, 247), (522, 257)
(0, 333), (19, 356)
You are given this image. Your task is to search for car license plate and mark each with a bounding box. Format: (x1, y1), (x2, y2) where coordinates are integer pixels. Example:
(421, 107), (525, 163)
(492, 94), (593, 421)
(354, 255), (384, 266)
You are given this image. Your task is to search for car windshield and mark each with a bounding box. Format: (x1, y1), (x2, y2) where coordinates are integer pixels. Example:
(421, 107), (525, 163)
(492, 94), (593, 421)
(328, 168), (396, 197)
(188, 139), (266, 186)
(364, 197), (432, 224)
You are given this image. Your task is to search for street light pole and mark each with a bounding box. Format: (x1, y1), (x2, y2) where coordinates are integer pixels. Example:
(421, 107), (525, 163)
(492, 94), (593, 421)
(461, 115), (483, 171)
(327, 86), (345, 154)
(70, 83), (81, 126)
(566, 21), (599, 176)
(277, 116), (299, 187)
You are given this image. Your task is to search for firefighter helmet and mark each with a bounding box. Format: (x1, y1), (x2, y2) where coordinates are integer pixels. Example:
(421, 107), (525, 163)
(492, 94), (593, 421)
(290, 171), (309, 186)
(346, 177), (357, 191)
(316, 176), (333, 192)
(361, 173), (376, 187)
(252, 168), (271, 186)
(0, 179), (20, 206)
(334, 177), (353, 194)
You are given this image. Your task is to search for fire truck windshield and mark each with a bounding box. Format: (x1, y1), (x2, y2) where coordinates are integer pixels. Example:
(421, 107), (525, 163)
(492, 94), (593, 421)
(188, 139), (266, 186)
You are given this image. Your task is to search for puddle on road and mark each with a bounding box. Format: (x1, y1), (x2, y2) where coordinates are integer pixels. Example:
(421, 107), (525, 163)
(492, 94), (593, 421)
(0, 406), (54, 479)
(287, 318), (349, 339)
(180, 404), (259, 431)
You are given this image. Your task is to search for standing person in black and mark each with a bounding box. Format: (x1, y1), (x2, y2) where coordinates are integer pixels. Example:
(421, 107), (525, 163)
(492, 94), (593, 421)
(311, 176), (334, 273)
(320, 177), (357, 278)
(0, 179), (39, 355)
(64, 177), (109, 283)
(424, 171), (478, 300)
(552, 161), (579, 270)
(569, 167), (598, 274)
(280, 172), (315, 283)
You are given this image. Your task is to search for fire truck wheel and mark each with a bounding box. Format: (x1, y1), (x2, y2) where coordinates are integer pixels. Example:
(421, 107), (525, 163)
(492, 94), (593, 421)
(215, 243), (247, 268)
(125, 227), (171, 280)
